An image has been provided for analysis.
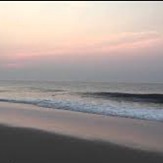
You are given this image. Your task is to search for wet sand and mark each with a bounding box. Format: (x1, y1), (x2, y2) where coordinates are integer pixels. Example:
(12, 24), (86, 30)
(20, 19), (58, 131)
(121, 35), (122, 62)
(0, 102), (163, 162)
(0, 124), (163, 163)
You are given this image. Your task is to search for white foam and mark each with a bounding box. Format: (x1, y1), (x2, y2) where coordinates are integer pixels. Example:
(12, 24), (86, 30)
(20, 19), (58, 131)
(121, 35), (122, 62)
(0, 98), (163, 122)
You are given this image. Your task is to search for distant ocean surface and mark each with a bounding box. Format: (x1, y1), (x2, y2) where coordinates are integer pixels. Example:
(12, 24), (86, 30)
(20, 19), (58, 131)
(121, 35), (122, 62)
(0, 80), (163, 122)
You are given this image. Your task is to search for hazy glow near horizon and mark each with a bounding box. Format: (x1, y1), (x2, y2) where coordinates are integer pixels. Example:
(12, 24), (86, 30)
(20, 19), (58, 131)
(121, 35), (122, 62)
(0, 1), (163, 82)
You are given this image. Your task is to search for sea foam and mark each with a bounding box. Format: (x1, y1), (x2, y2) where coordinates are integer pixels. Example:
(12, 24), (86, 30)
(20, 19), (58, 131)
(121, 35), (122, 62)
(0, 98), (163, 122)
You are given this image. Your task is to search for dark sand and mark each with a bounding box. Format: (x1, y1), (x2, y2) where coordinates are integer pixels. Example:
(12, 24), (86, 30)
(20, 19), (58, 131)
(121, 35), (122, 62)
(0, 102), (163, 163)
(0, 124), (163, 163)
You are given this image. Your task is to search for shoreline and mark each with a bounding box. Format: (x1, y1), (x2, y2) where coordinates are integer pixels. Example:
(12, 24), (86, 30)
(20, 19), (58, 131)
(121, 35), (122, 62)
(0, 124), (163, 163)
(0, 102), (163, 153)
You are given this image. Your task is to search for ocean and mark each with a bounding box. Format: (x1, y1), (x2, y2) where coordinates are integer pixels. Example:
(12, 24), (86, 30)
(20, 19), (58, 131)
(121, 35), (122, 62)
(0, 80), (163, 122)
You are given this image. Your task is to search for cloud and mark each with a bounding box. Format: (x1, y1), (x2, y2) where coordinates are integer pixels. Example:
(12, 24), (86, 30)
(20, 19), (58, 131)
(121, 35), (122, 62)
(0, 31), (162, 70)
(2, 63), (23, 69)
(77, 31), (162, 54)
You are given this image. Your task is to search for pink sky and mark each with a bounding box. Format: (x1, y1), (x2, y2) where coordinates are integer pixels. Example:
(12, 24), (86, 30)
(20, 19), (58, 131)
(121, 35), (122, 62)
(0, 2), (163, 82)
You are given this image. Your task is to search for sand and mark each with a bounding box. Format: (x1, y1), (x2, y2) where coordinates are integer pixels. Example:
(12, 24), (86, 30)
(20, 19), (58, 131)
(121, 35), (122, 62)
(0, 102), (163, 162)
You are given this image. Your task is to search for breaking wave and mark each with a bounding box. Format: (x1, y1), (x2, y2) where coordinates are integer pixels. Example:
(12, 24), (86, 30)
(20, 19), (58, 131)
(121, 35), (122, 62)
(81, 92), (163, 103)
(0, 98), (163, 122)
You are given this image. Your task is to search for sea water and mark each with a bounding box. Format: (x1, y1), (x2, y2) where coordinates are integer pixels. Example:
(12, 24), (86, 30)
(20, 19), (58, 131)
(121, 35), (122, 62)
(0, 80), (163, 122)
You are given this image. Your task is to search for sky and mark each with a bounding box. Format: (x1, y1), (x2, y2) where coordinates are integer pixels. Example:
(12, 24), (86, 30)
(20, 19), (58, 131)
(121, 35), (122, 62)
(0, 1), (163, 83)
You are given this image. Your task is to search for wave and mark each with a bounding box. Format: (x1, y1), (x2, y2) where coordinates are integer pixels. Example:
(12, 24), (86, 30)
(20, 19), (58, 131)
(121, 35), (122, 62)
(81, 92), (163, 103)
(0, 98), (163, 122)
(27, 87), (65, 93)
(0, 90), (8, 92)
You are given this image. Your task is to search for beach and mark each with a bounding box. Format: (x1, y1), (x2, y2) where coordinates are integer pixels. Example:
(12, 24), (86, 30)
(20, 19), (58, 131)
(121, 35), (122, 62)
(1, 124), (163, 163)
(1, 1), (163, 162)
(0, 102), (163, 163)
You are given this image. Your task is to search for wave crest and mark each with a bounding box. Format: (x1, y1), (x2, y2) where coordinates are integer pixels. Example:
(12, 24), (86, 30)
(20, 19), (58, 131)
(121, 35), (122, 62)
(81, 92), (163, 103)
(0, 98), (163, 122)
